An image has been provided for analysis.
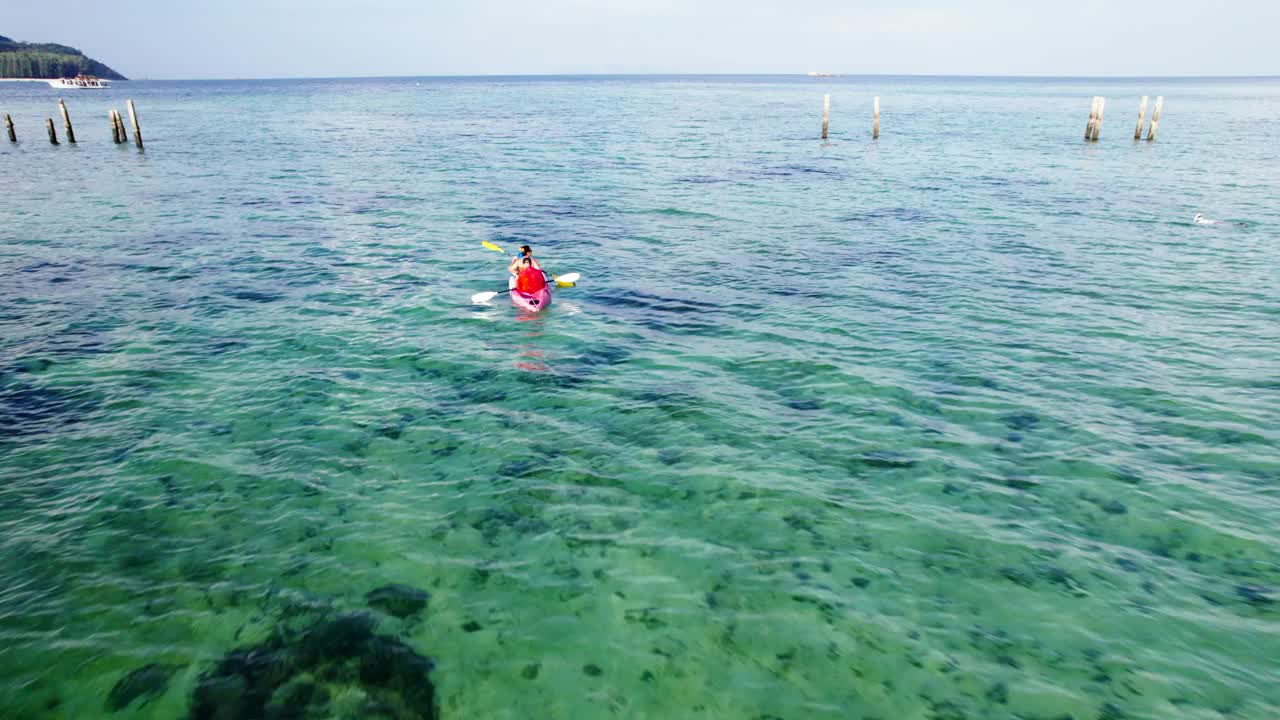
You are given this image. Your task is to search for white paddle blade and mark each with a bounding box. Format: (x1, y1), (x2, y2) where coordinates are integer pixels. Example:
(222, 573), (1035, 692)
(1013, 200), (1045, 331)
(471, 291), (500, 304)
(554, 272), (580, 284)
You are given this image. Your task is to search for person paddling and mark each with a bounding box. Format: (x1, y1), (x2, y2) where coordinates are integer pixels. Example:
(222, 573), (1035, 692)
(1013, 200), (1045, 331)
(514, 257), (548, 295)
(508, 245), (543, 277)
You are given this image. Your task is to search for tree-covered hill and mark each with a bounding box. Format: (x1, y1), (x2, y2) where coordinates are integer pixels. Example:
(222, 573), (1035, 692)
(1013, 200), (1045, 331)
(0, 34), (127, 80)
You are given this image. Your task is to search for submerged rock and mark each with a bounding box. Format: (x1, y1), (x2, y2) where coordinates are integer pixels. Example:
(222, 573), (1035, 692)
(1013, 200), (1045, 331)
(106, 663), (179, 711)
(1002, 412), (1040, 431)
(851, 450), (917, 469)
(1101, 500), (1128, 515)
(190, 612), (436, 720)
(1237, 585), (1274, 606)
(786, 399), (821, 411)
(656, 448), (684, 465)
(365, 584), (430, 619)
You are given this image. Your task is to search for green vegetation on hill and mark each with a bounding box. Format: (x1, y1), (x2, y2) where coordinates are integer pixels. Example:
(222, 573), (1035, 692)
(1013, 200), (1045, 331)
(0, 34), (126, 80)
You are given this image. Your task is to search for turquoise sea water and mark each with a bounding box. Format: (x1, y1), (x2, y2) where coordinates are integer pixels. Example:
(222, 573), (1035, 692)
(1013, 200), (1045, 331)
(2, 75), (1278, 719)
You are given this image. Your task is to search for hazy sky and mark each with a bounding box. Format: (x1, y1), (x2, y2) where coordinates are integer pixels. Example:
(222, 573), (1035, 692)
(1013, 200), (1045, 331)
(5, 1), (1277, 79)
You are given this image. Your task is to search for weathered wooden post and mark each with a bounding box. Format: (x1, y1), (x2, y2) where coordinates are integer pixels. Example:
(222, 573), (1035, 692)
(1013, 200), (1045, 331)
(4, 113), (14, 142)
(1146, 96), (1163, 142)
(1085, 97), (1099, 140)
(109, 110), (120, 143)
(115, 109), (128, 143)
(821, 94), (830, 140)
(46, 118), (59, 145)
(58, 99), (76, 143)
(873, 96), (880, 139)
(1133, 96), (1148, 140)
(127, 99), (144, 150)
(1090, 97), (1105, 141)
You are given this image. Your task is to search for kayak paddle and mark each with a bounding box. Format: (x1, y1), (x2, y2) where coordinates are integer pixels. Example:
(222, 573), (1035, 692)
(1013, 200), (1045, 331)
(471, 290), (504, 304)
(480, 242), (576, 283)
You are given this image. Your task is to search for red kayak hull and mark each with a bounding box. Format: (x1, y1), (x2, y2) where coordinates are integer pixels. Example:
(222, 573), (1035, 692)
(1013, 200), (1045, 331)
(508, 276), (552, 312)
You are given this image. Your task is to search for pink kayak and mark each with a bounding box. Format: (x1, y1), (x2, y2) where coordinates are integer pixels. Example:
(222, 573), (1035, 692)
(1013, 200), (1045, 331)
(508, 276), (552, 312)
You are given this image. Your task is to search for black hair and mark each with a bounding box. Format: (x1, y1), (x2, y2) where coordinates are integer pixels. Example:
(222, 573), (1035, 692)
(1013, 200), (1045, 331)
(520, 245), (533, 256)
(521, 257), (533, 265)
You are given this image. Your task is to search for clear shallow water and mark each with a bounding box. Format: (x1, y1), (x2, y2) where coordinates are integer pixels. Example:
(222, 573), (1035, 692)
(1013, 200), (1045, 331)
(1, 75), (1278, 719)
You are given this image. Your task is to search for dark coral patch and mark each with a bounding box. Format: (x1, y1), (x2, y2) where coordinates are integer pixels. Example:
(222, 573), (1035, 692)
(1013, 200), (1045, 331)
(106, 663), (179, 711)
(189, 612), (436, 720)
(366, 584), (430, 619)
(0, 377), (101, 439)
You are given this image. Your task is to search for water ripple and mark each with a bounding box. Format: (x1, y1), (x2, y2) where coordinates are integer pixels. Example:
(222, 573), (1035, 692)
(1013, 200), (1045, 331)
(1, 75), (1278, 719)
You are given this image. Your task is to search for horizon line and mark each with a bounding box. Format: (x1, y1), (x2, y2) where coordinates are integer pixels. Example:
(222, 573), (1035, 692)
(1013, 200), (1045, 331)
(114, 71), (1280, 82)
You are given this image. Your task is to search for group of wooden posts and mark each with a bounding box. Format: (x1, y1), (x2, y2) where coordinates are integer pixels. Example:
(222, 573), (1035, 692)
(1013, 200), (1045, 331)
(816, 94), (1167, 142)
(821, 93), (880, 140)
(6, 94), (1168, 148)
(3, 98), (144, 149)
(1085, 95), (1164, 142)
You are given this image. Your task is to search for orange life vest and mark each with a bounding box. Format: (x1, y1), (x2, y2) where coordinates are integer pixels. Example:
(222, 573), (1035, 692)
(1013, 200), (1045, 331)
(515, 266), (546, 294)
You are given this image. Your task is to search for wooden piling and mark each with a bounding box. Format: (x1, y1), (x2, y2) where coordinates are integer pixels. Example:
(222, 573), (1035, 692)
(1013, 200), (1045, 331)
(58, 98), (76, 143)
(4, 113), (14, 142)
(1091, 96), (1105, 141)
(821, 94), (830, 140)
(1134, 96), (1148, 140)
(127, 99), (144, 150)
(1085, 97), (1098, 140)
(1146, 96), (1163, 142)
(46, 118), (59, 145)
(873, 96), (880, 139)
(109, 110), (120, 143)
(115, 109), (128, 143)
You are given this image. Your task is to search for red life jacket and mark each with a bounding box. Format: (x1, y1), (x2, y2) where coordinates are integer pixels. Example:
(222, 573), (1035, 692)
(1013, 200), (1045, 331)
(515, 266), (546, 294)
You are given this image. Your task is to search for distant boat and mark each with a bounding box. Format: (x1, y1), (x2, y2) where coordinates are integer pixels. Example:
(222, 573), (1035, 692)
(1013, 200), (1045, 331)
(47, 75), (111, 89)
(806, 71), (835, 78)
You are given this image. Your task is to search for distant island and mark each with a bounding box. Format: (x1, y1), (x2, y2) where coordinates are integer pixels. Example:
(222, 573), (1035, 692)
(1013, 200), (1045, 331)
(0, 34), (126, 80)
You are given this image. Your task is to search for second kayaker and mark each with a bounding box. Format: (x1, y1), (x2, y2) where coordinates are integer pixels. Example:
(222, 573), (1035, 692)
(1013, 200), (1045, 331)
(508, 245), (543, 277)
(514, 258), (548, 294)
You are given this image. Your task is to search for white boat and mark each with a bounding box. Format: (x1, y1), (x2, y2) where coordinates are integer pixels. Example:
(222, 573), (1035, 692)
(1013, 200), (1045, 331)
(47, 75), (111, 89)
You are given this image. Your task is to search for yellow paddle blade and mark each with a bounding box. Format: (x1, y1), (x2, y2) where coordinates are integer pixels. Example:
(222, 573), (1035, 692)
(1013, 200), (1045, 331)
(481, 241), (505, 253)
(555, 281), (576, 288)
